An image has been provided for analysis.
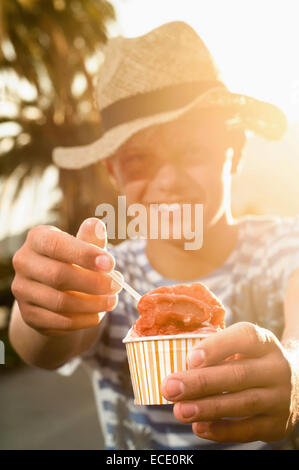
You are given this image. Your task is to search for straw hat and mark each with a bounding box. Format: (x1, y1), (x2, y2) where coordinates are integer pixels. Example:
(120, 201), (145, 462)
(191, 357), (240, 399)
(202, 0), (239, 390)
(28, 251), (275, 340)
(53, 21), (287, 169)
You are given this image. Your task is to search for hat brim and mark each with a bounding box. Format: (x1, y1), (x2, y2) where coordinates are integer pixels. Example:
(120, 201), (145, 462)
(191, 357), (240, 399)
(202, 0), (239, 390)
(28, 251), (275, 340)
(53, 87), (287, 169)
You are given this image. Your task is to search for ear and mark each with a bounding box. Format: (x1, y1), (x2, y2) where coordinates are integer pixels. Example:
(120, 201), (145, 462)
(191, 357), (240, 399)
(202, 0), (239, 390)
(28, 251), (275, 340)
(105, 158), (115, 176)
(230, 129), (246, 174)
(104, 157), (119, 189)
(231, 147), (243, 174)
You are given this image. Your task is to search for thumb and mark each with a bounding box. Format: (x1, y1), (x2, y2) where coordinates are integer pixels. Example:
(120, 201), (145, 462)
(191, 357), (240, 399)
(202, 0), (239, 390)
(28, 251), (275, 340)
(76, 217), (107, 249)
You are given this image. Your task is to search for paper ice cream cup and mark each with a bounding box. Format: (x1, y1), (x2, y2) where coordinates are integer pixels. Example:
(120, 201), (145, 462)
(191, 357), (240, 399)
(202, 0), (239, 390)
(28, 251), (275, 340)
(123, 328), (212, 405)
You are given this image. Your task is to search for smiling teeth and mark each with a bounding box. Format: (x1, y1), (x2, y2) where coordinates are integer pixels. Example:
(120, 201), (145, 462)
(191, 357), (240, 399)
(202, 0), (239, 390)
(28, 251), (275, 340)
(152, 203), (182, 213)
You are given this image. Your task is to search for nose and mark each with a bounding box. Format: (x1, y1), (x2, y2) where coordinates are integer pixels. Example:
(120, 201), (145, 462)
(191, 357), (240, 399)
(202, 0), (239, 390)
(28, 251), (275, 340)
(145, 163), (188, 202)
(154, 164), (182, 192)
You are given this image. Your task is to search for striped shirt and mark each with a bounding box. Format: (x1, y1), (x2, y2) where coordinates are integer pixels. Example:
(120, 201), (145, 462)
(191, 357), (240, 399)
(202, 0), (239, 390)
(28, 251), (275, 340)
(59, 215), (299, 450)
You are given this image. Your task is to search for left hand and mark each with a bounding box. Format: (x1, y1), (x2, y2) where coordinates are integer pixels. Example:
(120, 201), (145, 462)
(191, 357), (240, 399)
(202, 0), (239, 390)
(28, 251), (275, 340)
(161, 321), (297, 443)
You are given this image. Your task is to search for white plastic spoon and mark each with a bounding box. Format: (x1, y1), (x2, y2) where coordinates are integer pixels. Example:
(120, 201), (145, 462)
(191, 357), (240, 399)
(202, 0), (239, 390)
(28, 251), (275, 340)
(109, 270), (141, 304)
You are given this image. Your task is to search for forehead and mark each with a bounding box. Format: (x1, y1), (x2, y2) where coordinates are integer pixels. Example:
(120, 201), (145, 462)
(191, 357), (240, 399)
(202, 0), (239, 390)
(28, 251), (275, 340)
(113, 107), (229, 158)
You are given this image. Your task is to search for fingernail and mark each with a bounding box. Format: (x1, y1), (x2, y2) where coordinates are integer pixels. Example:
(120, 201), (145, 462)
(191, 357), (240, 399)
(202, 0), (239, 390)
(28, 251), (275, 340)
(162, 379), (184, 399)
(188, 349), (205, 368)
(95, 254), (113, 272)
(111, 279), (122, 292)
(95, 220), (106, 242)
(195, 422), (210, 434)
(181, 403), (197, 419)
(108, 294), (118, 310)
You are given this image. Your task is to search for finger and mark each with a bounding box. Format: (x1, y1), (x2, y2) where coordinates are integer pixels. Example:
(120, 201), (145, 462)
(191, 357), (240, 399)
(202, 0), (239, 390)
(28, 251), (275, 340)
(28, 225), (114, 272)
(192, 415), (282, 443)
(173, 387), (276, 423)
(76, 218), (107, 249)
(16, 251), (122, 295)
(76, 219), (116, 274)
(161, 355), (278, 401)
(18, 300), (103, 332)
(187, 322), (279, 368)
(14, 276), (118, 314)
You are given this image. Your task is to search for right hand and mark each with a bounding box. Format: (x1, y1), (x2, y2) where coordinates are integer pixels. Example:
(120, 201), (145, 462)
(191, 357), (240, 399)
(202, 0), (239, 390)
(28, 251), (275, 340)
(11, 218), (122, 337)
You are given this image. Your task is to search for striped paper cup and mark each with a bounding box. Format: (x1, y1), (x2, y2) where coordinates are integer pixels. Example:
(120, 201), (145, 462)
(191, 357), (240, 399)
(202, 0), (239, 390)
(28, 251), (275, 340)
(123, 329), (211, 405)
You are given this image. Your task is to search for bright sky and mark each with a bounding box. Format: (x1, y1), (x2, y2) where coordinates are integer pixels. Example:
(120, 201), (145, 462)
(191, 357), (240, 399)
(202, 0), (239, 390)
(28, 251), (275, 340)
(1, 0), (299, 237)
(112, 0), (299, 123)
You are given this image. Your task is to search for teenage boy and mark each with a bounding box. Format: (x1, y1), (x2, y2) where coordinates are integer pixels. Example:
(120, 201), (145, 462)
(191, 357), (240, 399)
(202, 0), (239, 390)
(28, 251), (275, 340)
(9, 22), (299, 450)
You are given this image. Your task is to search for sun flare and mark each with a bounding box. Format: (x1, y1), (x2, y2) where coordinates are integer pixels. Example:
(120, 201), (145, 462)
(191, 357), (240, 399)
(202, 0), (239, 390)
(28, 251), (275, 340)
(112, 0), (299, 123)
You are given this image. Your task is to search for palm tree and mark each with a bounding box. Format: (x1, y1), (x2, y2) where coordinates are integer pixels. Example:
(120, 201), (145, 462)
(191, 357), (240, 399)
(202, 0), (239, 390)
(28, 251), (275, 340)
(0, 0), (117, 362)
(0, 0), (118, 240)
(0, 0), (115, 172)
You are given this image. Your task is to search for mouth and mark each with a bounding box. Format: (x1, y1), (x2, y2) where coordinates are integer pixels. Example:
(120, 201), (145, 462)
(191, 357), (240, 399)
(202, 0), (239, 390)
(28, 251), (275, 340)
(143, 202), (204, 218)
(143, 200), (203, 206)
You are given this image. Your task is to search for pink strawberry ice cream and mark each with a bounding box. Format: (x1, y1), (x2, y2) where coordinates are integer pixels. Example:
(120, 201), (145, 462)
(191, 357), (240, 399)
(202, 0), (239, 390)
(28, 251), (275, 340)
(132, 282), (225, 337)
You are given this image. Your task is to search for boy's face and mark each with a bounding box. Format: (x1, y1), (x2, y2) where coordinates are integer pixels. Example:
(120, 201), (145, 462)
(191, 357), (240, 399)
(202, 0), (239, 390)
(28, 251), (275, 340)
(108, 106), (236, 239)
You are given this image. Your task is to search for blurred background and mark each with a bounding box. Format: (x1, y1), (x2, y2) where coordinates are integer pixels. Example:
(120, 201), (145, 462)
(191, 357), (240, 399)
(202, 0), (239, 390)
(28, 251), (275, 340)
(0, 0), (299, 449)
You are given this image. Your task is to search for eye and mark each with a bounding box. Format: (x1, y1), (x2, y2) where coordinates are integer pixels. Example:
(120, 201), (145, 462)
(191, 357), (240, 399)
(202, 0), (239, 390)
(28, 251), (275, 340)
(125, 154), (144, 168)
(120, 154), (148, 182)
